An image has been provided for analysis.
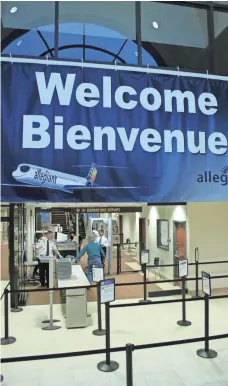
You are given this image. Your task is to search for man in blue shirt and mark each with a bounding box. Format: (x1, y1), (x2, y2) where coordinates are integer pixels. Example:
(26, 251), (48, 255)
(75, 237), (105, 284)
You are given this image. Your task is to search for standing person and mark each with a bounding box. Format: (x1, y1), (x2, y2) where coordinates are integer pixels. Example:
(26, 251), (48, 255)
(96, 229), (108, 263)
(35, 231), (61, 287)
(92, 227), (99, 240)
(33, 232), (46, 278)
(75, 236), (105, 284)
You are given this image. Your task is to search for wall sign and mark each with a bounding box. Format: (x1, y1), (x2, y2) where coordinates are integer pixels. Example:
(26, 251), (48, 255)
(1, 58), (228, 203)
(157, 220), (169, 250)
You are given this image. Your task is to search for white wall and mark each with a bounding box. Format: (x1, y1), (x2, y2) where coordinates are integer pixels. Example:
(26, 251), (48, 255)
(187, 202), (228, 291)
(122, 205), (187, 279)
(122, 213), (138, 244)
(146, 205), (187, 279)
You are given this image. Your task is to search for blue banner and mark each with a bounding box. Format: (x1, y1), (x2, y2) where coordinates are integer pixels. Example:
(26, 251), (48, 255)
(1, 59), (228, 203)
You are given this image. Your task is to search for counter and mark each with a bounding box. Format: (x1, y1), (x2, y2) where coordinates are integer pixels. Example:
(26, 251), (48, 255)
(57, 264), (91, 328)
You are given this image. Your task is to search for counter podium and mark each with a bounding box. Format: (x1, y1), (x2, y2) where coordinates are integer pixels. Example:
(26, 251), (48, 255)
(57, 265), (91, 329)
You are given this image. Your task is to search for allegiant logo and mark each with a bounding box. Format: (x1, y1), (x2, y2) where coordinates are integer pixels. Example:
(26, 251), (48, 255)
(34, 169), (57, 184)
(197, 166), (228, 186)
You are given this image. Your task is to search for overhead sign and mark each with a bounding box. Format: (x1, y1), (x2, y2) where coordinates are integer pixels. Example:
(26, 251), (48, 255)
(1, 58), (228, 203)
(73, 207), (142, 213)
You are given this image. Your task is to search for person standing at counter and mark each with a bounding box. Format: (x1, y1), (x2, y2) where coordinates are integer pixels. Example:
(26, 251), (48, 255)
(95, 229), (108, 263)
(35, 231), (61, 287)
(75, 236), (105, 284)
(33, 232), (46, 278)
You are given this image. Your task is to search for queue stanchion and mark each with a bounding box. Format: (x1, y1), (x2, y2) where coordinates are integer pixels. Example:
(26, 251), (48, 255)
(117, 245), (121, 275)
(177, 259), (191, 327)
(197, 272), (217, 359)
(126, 343), (134, 386)
(139, 250), (152, 304)
(92, 265), (106, 336)
(192, 247), (200, 299)
(1, 289), (16, 345)
(0, 375), (3, 383)
(42, 257), (61, 331)
(11, 286), (23, 313)
(97, 278), (119, 372)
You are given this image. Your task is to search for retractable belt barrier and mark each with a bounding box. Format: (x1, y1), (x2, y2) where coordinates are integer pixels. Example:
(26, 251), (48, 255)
(1, 283), (228, 385)
(4, 273), (228, 294)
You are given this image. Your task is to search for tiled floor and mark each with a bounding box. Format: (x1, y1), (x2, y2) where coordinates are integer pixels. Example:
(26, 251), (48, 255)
(1, 288), (228, 386)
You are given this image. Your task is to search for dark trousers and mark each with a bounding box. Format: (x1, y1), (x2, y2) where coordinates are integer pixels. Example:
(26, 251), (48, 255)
(33, 263), (39, 277)
(101, 247), (107, 263)
(39, 262), (49, 287)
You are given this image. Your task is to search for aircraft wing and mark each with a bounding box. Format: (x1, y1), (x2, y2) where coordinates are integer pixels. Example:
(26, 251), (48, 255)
(2, 183), (40, 188)
(64, 185), (141, 190)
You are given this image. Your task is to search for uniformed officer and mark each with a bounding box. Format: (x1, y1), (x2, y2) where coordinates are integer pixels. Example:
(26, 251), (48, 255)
(75, 236), (105, 284)
(95, 229), (108, 262)
(35, 231), (61, 287)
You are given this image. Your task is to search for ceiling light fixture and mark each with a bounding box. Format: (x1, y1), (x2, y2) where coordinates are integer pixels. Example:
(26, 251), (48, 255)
(10, 6), (17, 14)
(152, 21), (159, 29)
(16, 40), (22, 47)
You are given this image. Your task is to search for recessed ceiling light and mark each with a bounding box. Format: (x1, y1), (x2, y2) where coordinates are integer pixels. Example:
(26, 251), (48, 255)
(152, 21), (159, 29)
(10, 6), (17, 14)
(16, 40), (22, 47)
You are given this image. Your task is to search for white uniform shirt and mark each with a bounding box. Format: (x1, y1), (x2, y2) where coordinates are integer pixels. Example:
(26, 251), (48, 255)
(35, 237), (57, 257)
(95, 235), (109, 247)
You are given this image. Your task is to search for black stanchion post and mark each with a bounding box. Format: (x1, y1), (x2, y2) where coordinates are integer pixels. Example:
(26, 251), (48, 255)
(195, 260), (199, 298)
(0, 375), (3, 383)
(192, 247), (200, 299)
(177, 276), (191, 327)
(97, 302), (119, 372)
(126, 343), (134, 386)
(11, 288), (23, 313)
(139, 263), (152, 304)
(1, 289), (16, 345)
(93, 281), (106, 336)
(197, 294), (217, 359)
(117, 245), (121, 275)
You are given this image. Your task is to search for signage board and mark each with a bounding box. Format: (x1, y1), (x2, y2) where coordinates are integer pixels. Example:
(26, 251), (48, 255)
(140, 249), (149, 265)
(73, 207), (142, 213)
(1, 58), (228, 204)
(92, 265), (104, 283)
(100, 278), (115, 304)
(178, 259), (188, 278)
(202, 271), (211, 296)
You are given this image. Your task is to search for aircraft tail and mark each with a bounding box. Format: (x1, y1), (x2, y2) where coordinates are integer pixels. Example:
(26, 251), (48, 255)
(86, 163), (98, 185)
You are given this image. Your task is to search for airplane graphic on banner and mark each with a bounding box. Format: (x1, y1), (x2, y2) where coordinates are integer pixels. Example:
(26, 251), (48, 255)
(2, 163), (139, 193)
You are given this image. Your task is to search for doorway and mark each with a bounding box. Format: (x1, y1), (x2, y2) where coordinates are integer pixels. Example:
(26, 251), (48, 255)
(139, 218), (146, 251)
(173, 221), (186, 280)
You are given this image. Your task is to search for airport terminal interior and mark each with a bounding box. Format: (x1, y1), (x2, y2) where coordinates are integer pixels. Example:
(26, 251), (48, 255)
(1, 1), (228, 385)
(1, 202), (228, 386)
